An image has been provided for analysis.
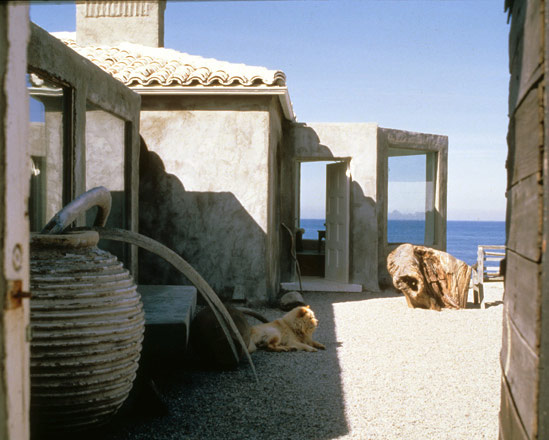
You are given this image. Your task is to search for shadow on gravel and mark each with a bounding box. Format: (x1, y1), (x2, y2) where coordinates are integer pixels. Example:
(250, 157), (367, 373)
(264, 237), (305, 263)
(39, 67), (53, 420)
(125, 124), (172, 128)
(61, 295), (351, 440)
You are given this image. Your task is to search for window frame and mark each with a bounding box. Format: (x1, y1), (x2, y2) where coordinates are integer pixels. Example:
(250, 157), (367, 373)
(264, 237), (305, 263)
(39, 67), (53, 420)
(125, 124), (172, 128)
(379, 128), (448, 265)
(27, 23), (141, 275)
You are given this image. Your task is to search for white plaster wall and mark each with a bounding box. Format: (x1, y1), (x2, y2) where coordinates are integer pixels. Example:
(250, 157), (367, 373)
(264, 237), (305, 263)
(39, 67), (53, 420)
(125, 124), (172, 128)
(290, 122), (380, 291)
(76, 1), (165, 47)
(29, 122), (45, 156)
(139, 105), (272, 304)
(44, 110), (63, 221)
(141, 110), (270, 231)
(266, 98), (284, 302)
(85, 109), (127, 260)
(85, 109), (125, 191)
(303, 123), (379, 201)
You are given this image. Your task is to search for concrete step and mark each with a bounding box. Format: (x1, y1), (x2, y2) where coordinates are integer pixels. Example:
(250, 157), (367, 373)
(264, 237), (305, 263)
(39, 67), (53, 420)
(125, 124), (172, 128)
(281, 276), (362, 293)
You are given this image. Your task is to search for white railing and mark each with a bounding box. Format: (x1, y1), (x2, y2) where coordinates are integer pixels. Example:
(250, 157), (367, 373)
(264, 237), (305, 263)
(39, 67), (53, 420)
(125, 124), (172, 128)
(472, 245), (505, 307)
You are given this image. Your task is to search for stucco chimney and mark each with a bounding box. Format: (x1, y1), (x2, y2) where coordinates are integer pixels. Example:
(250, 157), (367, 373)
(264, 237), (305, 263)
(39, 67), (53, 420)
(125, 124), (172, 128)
(76, 1), (166, 47)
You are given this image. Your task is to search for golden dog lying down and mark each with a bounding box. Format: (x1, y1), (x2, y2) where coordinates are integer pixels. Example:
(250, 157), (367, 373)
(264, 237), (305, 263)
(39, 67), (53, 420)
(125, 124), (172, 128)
(247, 306), (326, 353)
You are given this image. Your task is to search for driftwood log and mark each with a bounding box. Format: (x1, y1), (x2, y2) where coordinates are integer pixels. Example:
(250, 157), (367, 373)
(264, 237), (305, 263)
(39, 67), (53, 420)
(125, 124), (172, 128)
(387, 244), (472, 310)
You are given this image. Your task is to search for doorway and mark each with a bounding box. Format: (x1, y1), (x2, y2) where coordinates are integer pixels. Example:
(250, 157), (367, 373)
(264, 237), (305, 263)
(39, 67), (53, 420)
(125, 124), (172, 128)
(297, 160), (350, 283)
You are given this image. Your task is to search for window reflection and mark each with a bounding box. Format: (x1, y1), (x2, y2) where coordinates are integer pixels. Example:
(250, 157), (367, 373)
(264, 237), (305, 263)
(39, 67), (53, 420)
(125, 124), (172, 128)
(387, 148), (436, 245)
(28, 73), (65, 232)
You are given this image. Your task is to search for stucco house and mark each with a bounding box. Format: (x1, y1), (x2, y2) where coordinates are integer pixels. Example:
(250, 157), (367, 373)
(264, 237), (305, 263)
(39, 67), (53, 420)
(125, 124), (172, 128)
(52, 0), (448, 305)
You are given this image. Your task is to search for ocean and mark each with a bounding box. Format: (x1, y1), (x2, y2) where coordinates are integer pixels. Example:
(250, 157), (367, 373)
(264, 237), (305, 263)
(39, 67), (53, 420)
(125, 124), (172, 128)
(300, 219), (505, 266)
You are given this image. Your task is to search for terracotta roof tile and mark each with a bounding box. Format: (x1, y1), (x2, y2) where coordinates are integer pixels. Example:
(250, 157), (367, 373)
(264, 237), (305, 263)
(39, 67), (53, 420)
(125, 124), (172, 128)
(55, 35), (286, 88)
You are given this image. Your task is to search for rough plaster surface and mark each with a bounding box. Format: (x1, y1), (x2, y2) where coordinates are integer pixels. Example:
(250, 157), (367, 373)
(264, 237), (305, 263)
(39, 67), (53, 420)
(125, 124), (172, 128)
(290, 122), (380, 291)
(41, 99), (64, 222)
(266, 99), (284, 300)
(138, 104), (279, 304)
(86, 109), (125, 191)
(85, 108), (127, 258)
(140, 109), (270, 229)
(29, 122), (45, 156)
(76, 1), (165, 47)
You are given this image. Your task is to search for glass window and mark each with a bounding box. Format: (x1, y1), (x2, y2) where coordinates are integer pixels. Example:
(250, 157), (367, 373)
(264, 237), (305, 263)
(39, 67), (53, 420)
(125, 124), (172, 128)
(28, 73), (66, 232)
(387, 148), (436, 245)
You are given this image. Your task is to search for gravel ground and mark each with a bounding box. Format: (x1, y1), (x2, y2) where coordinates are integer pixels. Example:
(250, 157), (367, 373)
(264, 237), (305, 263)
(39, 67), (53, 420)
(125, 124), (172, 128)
(81, 284), (503, 440)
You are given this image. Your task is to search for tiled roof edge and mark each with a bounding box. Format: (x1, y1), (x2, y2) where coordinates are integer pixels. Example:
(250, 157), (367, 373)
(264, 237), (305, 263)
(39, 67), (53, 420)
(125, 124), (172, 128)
(52, 34), (287, 88)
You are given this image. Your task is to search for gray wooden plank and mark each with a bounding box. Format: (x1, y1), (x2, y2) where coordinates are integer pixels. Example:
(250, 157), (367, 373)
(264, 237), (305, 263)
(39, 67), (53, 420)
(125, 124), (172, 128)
(499, 375), (530, 440)
(539, 1), (549, 437)
(504, 250), (541, 348)
(507, 174), (542, 262)
(505, 4), (545, 440)
(508, 0), (543, 111)
(510, 88), (543, 185)
(501, 308), (539, 440)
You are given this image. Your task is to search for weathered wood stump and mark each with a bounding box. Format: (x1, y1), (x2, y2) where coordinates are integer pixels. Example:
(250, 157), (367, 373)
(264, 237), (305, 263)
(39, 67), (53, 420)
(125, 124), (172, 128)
(387, 244), (472, 310)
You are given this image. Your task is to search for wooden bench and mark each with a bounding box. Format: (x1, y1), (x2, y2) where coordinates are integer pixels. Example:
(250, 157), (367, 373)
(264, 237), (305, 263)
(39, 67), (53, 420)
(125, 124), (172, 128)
(472, 245), (505, 308)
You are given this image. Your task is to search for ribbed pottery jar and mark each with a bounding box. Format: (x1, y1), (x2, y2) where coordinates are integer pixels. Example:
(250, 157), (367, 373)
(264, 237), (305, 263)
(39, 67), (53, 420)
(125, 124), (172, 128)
(29, 230), (145, 432)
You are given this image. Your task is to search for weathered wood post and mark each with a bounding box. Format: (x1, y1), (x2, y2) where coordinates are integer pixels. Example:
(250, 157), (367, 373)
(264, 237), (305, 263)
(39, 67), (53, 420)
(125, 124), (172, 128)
(473, 245), (485, 305)
(501, 1), (549, 437)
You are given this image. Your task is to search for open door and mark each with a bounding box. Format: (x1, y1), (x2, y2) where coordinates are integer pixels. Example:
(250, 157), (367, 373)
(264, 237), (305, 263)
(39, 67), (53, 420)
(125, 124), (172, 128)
(325, 161), (350, 282)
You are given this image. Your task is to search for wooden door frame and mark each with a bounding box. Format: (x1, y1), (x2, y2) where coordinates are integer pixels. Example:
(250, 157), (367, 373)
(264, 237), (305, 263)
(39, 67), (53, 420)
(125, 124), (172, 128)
(0, 4), (31, 439)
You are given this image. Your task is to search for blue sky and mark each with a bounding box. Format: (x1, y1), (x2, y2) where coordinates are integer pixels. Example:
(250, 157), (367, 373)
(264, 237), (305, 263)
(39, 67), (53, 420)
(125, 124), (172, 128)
(31, 0), (509, 221)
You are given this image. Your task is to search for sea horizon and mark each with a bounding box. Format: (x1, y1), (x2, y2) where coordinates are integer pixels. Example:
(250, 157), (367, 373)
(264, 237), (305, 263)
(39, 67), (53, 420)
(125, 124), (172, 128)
(300, 218), (505, 265)
(300, 218), (506, 222)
